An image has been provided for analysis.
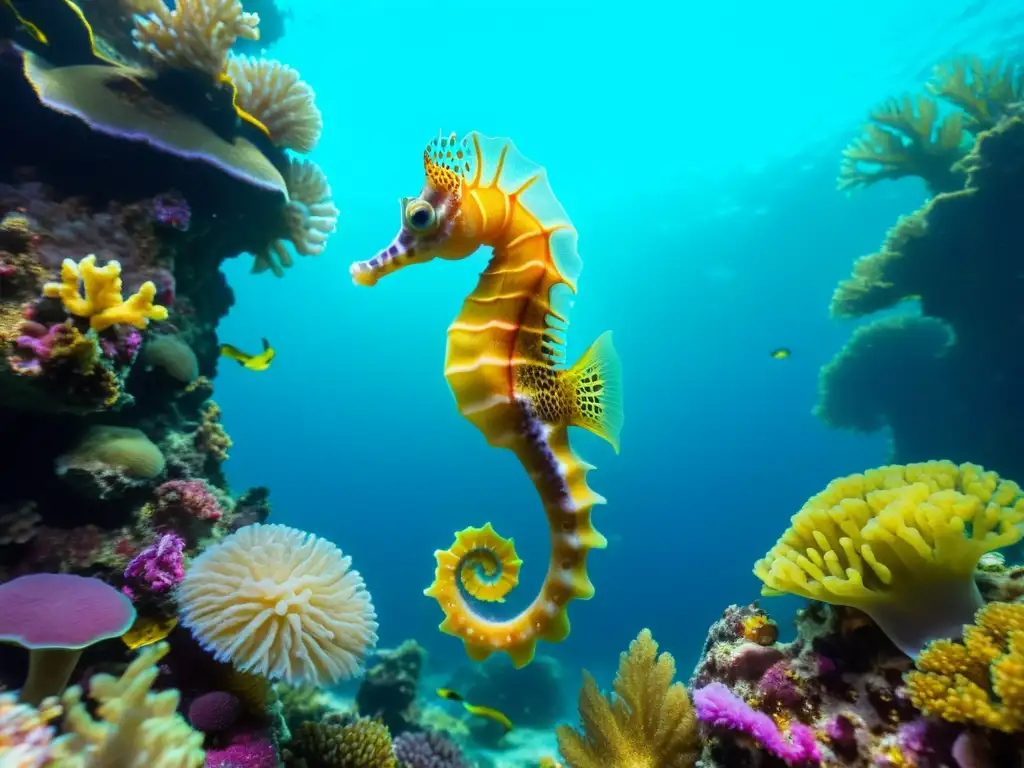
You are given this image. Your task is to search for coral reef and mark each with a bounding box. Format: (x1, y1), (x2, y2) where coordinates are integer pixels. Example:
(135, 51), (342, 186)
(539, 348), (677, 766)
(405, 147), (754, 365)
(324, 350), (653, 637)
(0, 4), (362, 768)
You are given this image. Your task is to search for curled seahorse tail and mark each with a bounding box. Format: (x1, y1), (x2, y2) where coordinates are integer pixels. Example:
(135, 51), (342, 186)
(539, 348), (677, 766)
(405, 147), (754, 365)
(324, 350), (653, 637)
(559, 331), (624, 453)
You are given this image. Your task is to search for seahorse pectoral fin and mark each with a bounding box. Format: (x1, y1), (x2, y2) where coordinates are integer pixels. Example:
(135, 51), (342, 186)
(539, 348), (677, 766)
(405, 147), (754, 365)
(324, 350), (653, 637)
(559, 331), (625, 452)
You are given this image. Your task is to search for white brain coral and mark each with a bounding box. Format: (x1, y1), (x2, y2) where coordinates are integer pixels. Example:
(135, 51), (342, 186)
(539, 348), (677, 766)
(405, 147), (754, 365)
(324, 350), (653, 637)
(132, 0), (259, 76)
(177, 523), (378, 686)
(227, 54), (323, 153)
(253, 157), (340, 276)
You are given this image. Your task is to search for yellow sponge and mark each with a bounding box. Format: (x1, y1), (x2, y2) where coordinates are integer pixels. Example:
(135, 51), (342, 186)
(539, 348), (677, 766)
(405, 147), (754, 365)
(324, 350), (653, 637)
(753, 461), (1024, 657)
(43, 255), (168, 331)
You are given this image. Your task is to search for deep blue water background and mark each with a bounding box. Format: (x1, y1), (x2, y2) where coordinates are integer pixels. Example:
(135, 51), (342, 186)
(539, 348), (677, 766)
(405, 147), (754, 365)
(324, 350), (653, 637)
(216, 0), (1024, 694)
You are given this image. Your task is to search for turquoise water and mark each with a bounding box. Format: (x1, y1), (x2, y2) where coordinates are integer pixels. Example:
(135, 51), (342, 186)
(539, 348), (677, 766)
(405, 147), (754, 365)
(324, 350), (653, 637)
(217, 0), (1024, 684)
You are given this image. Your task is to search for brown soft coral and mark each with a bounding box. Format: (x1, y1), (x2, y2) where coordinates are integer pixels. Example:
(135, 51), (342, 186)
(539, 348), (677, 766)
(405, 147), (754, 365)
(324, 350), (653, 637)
(838, 94), (968, 195)
(928, 55), (1023, 134)
(829, 210), (927, 318)
(555, 629), (699, 768)
(830, 116), (1024, 356)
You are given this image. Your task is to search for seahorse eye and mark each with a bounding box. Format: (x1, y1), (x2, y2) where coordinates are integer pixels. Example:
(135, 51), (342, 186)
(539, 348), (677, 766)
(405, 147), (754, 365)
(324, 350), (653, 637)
(405, 200), (436, 231)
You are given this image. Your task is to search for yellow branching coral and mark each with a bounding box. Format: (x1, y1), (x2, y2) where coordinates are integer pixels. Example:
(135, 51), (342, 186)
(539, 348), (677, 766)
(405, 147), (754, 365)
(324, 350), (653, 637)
(928, 55), (1024, 134)
(906, 601), (1024, 732)
(838, 95), (968, 195)
(132, 0), (259, 76)
(226, 54), (322, 153)
(754, 461), (1024, 658)
(253, 157), (339, 276)
(43, 255), (168, 331)
(49, 641), (204, 767)
(555, 629), (699, 768)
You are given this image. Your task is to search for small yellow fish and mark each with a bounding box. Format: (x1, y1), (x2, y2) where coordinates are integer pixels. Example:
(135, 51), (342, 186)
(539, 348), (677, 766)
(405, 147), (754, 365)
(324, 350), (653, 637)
(121, 614), (177, 650)
(436, 688), (513, 732)
(769, 347), (792, 360)
(220, 337), (275, 371)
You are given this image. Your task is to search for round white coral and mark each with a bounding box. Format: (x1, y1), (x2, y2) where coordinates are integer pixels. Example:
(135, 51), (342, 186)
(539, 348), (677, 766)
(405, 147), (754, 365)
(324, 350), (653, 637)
(177, 523), (378, 686)
(253, 156), (339, 276)
(227, 54), (322, 153)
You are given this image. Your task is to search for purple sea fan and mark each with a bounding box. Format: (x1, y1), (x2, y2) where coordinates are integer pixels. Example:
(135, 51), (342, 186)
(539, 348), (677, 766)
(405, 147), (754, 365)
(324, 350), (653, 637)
(393, 730), (472, 768)
(694, 682), (821, 766)
(122, 532), (185, 600)
(151, 192), (191, 232)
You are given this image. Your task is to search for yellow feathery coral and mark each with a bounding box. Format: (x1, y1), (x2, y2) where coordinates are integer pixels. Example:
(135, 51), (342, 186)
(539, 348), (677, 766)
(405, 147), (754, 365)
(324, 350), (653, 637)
(43, 255), (168, 331)
(555, 629), (699, 768)
(753, 461), (1024, 658)
(928, 55), (1024, 134)
(293, 719), (396, 768)
(177, 523), (378, 687)
(132, 0), (259, 76)
(253, 156), (339, 276)
(226, 54), (323, 153)
(906, 601), (1024, 732)
(49, 642), (204, 767)
(838, 94), (968, 195)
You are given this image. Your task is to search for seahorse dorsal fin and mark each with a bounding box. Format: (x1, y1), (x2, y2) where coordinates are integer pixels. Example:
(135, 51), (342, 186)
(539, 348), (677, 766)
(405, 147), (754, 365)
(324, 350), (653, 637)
(423, 131), (473, 195)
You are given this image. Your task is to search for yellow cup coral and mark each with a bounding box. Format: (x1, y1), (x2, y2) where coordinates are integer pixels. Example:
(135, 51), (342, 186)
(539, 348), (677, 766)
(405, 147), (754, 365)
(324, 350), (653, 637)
(753, 461), (1024, 658)
(906, 601), (1024, 732)
(177, 523), (378, 687)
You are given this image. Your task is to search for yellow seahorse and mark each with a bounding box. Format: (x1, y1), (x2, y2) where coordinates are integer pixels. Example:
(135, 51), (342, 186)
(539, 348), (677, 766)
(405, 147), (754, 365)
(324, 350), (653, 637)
(349, 132), (624, 667)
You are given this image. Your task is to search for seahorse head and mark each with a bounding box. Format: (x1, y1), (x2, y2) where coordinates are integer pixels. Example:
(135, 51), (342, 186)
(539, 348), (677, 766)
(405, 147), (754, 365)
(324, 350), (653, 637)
(350, 132), (475, 287)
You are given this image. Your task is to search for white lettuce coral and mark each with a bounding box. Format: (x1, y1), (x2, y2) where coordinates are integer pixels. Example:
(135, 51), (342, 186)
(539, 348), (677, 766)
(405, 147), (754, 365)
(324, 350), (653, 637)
(132, 0), (259, 76)
(253, 157), (340, 276)
(227, 54), (323, 153)
(177, 523), (378, 686)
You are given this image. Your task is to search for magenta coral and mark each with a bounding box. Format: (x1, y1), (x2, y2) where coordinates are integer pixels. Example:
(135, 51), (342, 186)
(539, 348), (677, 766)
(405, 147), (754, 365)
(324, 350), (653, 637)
(155, 479), (223, 522)
(204, 732), (277, 768)
(758, 661), (804, 709)
(694, 682), (821, 766)
(122, 532), (185, 599)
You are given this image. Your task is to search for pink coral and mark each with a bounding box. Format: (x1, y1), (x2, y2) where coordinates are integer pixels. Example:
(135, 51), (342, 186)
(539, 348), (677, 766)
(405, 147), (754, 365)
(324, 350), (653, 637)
(694, 682), (821, 766)
(122, 532), (185, 600)
(154, 479), (223, 522)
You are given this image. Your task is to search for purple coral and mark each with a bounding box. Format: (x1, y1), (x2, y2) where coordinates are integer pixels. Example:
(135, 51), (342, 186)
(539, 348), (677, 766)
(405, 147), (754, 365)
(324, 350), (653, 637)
(151, 193), (191, 232)
(393, 730), (471, 768)
(122, 532), (185, 600)
(694, 682), (821, 766)
(758, 661), (804, 708)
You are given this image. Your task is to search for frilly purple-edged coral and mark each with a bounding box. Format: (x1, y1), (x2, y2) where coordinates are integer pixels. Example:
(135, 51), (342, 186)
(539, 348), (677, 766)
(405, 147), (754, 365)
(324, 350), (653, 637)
(694, 682), (821, 766)
(122, 532), (185, 600)
(393, 730), (472, 768)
